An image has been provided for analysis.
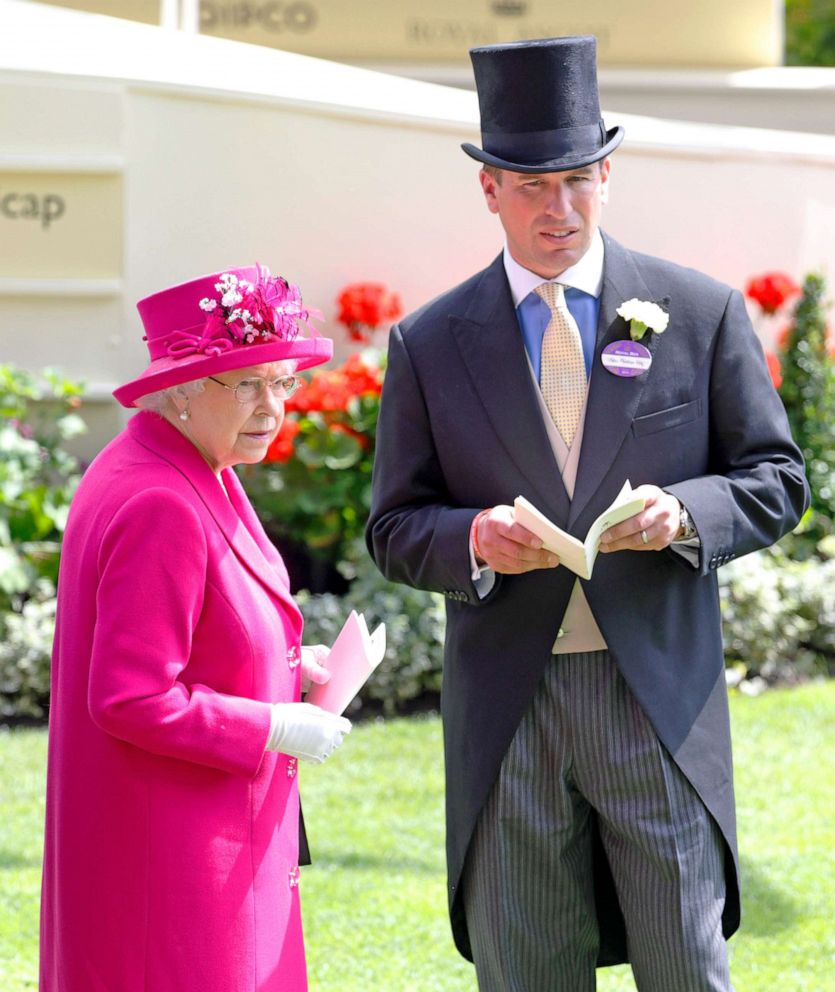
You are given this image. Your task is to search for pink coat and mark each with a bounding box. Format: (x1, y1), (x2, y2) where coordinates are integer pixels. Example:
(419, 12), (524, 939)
(40, 411), (308, 991)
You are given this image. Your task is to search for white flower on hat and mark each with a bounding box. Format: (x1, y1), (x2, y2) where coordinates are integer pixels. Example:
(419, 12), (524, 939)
(226, 308), (253, 325)
(198, 298), (218, 312)
(616, 299), (669, 341)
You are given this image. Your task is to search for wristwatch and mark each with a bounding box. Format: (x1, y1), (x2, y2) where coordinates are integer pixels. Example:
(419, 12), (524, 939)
(678, 503), (697, 540)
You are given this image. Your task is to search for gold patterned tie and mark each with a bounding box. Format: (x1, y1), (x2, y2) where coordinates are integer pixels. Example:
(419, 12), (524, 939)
(535, 282), (588, 447)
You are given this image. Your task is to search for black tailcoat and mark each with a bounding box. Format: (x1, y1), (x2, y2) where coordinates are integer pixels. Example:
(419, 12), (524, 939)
(366, 233), (808, 964)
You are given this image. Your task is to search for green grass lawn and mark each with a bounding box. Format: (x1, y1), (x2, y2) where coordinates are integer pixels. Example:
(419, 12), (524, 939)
(1, 683), (833, 991)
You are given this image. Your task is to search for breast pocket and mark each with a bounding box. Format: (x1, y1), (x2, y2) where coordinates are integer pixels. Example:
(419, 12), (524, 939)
(631, 399), (703, 438)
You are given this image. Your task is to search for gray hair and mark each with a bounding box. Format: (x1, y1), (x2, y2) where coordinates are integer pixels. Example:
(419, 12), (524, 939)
(135, 378), (206, 414)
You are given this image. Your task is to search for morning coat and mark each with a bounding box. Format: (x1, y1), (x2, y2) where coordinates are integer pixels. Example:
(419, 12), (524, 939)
(366, 233), (808, 964)
(40, 411), (309, 991)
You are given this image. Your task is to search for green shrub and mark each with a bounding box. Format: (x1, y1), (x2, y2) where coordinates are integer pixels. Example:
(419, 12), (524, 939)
(719, 547), (835, 685)
(0, 579), (55, 718)
(0, 365), (85, 718)
(0, 366), (86, 604)
(785, 0), (835, 67)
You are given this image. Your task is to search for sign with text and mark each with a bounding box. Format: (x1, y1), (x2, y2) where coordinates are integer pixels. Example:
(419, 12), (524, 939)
(197, 0), (780, 68)
(0, 172), (122, 279)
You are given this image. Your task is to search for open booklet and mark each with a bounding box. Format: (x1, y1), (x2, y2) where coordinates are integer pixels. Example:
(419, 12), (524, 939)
(513, 481), (646, 580)
(304, 611), (386, 715)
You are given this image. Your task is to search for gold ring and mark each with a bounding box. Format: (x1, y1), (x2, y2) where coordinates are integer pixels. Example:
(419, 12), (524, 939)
(640, 530), (648, 545)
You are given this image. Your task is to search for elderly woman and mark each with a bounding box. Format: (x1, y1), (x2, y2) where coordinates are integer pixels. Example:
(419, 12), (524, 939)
(40, 266), (350, 992)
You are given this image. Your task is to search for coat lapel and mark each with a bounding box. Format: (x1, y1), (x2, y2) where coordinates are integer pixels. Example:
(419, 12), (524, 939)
(221, 467), (301, 619)
(569, 235), (665, 526)
(129, 412), (297, 614)
(450, 255), (571, 523)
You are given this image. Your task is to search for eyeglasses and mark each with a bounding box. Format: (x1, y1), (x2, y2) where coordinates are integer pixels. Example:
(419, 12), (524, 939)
(207, 374), (302, 404)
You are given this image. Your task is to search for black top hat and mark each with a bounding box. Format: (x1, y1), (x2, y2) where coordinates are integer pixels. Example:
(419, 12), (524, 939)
(462, 36), (623, 174)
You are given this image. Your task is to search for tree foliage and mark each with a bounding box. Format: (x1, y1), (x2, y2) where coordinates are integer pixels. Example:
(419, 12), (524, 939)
(785, 0), (835, 66)
(778, 273), (835, 552)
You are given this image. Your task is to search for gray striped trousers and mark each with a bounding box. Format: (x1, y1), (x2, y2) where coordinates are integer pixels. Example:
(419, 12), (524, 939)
(462, 650), (732, 992)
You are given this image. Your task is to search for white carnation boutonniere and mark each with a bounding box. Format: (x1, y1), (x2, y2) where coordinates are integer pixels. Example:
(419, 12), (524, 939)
(616, 298), (670, 342)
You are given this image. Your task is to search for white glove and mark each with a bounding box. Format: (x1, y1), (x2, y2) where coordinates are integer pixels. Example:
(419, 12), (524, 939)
(266, 702), (351, 764)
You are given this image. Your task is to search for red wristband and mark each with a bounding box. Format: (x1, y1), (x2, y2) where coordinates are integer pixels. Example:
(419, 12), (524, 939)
(471, 509), (489, 564)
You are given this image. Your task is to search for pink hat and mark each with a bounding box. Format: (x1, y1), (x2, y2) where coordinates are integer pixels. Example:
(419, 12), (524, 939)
(113, 264), (333, 408)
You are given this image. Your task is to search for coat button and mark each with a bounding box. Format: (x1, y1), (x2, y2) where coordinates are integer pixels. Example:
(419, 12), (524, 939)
(287, 645), (301, 669)
(289, 866), (300, 888)
(286, 757), (298, 779)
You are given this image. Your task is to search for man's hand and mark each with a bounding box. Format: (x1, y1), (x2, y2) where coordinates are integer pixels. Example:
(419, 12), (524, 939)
(475, 505), (559, 574)
(599, 485), (682, 553)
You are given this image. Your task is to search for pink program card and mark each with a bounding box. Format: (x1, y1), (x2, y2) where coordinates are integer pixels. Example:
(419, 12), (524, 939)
(305, 611), (386, 715)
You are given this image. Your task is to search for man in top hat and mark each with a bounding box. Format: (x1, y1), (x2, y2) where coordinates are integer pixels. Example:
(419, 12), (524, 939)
(366, 36), (807, 991)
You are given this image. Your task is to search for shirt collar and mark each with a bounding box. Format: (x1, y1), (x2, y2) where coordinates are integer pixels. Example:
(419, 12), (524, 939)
(503, 228), (605, 307)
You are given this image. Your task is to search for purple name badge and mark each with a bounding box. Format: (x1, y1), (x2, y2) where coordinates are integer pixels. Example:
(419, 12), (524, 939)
(601, 340), (652, 378)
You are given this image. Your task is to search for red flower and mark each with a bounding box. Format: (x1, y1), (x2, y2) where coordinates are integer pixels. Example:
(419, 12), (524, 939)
(341, 352), (384, 396)
(745, 273), (800, 315)
(263, 417), (300, 463)
(289, 372), (351, 413)
(285, 354), (383, 416)
(336, 283), (403, 341)
(765, 349), (782, 390)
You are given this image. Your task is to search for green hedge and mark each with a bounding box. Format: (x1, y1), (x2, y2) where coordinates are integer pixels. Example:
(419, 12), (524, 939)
(0, 366), (85, 719)
(719, 546), (834, 689)
(5, 527), (830, 722)
(0, 580), (55, 718)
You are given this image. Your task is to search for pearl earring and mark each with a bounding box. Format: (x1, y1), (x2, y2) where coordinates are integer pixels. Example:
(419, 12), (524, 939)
(179, 407), (190, 422)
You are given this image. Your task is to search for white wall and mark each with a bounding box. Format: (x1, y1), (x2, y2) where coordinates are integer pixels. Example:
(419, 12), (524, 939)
(605, 124), (835, 285)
